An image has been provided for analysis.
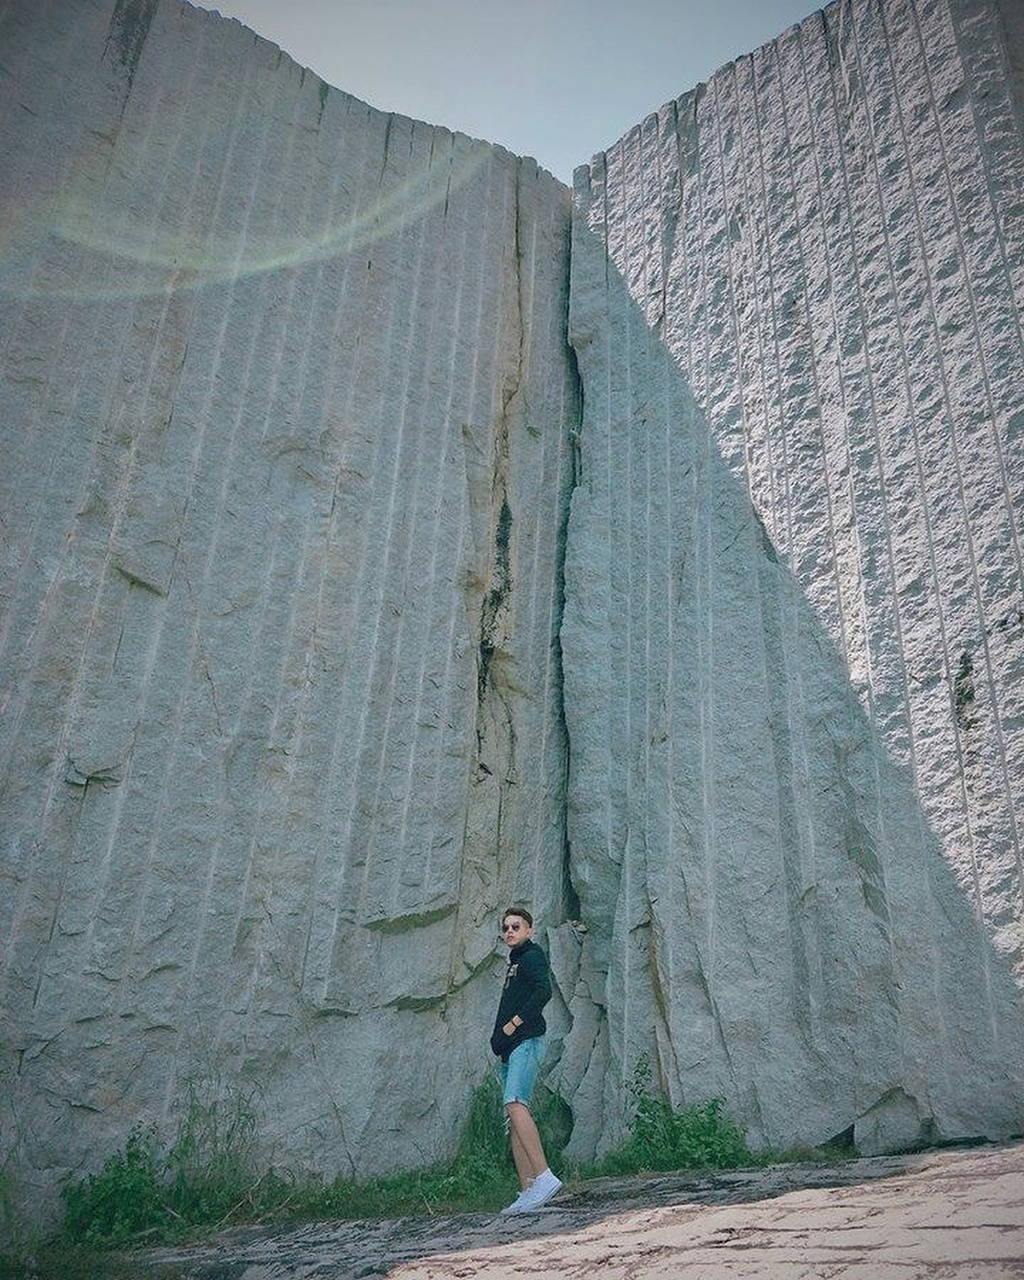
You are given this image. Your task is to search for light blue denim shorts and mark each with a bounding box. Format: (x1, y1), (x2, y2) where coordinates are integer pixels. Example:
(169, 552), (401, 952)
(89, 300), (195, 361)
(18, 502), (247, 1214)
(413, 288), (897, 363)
(499, 1035), (546, 1108)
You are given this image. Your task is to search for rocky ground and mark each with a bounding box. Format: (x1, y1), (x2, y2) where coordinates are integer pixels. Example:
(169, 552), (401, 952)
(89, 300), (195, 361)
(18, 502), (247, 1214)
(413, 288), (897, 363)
(143, 1140), (1024, 1279)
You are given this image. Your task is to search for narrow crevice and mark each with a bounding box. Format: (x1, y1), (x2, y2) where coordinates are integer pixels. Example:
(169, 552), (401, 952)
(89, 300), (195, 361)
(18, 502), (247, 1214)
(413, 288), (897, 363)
(559, 244), (586, 924)
(473, 163), (524, 742)
(476, 495), (513, 705)
(103, 0), (160, 104)
(953, 649), (976, 731)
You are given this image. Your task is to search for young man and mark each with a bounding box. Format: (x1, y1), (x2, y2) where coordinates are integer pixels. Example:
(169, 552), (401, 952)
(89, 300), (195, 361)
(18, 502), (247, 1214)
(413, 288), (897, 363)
(490, 906), (562, 1214)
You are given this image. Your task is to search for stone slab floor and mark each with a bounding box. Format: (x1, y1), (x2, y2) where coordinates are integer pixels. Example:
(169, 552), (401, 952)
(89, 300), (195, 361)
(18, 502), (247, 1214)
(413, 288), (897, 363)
(144, 1141), (1024, 1279)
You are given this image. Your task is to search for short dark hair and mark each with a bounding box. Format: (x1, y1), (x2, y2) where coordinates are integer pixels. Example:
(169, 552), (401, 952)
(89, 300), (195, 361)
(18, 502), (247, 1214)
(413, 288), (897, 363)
(502, 905), (533, 927)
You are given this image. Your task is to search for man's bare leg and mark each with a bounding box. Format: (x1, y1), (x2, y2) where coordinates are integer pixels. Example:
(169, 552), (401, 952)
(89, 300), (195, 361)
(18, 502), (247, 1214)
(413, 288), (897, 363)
(506, 1101), (548, 1188)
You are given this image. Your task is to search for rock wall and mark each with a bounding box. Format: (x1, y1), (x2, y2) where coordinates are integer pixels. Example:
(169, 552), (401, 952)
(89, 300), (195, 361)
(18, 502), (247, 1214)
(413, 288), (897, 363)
(0, 0), (577, 1222)
(561, 0), (1024, 1158)
(1, 0), (1023, 1231)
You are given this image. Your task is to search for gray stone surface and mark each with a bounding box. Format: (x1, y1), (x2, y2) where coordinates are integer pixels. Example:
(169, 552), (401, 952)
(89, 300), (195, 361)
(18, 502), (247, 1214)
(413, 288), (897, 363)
(560, 0), (1024, 1160)
(1, 0), (1023, 1239)
(0, 0), (577, 1226)
(142, 1142), (1024, 1279)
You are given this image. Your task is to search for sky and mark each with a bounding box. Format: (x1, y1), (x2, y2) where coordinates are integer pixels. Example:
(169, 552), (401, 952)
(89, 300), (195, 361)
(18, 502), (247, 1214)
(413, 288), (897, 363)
(193, 0), (818, 184)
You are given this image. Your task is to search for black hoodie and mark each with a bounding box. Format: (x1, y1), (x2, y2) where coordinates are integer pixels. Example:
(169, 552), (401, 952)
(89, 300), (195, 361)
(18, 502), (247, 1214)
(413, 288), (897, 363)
(490, 937), (552, 1062)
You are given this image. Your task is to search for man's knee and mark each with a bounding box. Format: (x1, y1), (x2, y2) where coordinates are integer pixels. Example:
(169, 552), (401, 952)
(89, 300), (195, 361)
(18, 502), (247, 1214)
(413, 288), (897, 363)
(505, 1099), (531, 1125)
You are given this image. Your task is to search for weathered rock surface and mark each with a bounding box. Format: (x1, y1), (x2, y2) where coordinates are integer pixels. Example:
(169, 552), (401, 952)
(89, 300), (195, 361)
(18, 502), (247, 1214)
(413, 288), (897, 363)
(1, 0), (1023, 1238)
(142, 1142), (1024, 1279)
(560, 0), (1024, 1161)
(0, 0), (577, 1225)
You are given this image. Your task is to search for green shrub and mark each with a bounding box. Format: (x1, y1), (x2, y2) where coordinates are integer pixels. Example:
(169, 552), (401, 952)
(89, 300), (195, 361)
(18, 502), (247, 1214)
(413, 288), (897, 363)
(587, 1053), (752, 1176)
(60, 1074), (270, 1247)
(61, 1128), (167, 1246)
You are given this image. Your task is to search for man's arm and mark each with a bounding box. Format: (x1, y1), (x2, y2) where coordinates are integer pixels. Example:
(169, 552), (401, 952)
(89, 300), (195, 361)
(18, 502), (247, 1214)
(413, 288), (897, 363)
(510, 948), (552, 1027)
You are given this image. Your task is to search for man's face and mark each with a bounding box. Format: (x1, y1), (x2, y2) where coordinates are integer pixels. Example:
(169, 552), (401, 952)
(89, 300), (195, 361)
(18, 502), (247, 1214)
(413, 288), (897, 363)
(501, 915), (532, 947)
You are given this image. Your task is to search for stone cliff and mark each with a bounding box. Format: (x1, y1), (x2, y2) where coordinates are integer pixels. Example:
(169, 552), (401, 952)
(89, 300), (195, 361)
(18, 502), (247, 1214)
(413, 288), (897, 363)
(561, 0), (1024, 1159)
(1, 0), (1022, 1228)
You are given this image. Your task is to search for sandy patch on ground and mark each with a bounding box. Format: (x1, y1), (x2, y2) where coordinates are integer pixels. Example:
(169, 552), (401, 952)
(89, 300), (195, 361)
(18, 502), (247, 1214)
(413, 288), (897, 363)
(146, 1141), (1024, 1279)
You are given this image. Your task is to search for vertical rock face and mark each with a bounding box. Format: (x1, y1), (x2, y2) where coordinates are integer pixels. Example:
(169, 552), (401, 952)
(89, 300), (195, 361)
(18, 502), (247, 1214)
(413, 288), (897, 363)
(562, 0), (1024, 1158)
(1, 0), (1023, 1231)
(0, 0), (577, 1218)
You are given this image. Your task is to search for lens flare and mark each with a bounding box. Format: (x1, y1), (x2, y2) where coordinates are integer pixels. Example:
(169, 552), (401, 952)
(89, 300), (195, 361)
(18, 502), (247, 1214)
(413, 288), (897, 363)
(1, 129), (490, 303)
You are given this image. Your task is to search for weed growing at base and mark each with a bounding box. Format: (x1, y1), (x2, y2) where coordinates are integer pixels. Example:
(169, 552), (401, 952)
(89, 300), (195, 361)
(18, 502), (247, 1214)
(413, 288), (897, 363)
(14, 1054), (793, 1275)
(61, 1073), (269, 1247)
(582, 1053), (753, 1176)
(53, 1073), (549, 1250)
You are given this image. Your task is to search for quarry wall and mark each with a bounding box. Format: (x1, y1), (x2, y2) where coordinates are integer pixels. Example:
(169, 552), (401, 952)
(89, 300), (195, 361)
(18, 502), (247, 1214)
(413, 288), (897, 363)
(0, 0), (578, 1220)
(1, 0), (1022, 1226)
(562, 0), (1024, 1158)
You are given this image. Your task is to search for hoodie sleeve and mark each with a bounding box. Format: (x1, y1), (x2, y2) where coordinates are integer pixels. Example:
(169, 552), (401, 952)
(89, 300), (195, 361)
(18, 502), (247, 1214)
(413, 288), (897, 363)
(515, 945), (552, 1023)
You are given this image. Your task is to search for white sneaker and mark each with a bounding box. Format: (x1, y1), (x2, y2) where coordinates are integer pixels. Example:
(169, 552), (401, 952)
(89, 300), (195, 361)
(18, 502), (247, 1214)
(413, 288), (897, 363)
(509, 1168), (562, 1212)
(500, 1187), (531, 1215)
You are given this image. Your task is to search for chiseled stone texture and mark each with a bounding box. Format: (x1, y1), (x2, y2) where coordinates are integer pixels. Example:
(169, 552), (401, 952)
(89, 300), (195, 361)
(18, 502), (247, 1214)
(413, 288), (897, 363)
(2, 0), (1024, 1237)
(0, 0), (577, 1221)
(562, 0), (1024, 1160)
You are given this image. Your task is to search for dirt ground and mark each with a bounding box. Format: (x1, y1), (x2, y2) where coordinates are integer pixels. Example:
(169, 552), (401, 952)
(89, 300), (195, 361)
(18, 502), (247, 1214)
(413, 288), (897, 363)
(145, 1140), (1024, 1279)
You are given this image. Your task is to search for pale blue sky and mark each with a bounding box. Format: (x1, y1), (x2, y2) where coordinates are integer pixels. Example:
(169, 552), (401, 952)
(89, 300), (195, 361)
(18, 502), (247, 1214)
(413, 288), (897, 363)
(194, 0), (818, 183)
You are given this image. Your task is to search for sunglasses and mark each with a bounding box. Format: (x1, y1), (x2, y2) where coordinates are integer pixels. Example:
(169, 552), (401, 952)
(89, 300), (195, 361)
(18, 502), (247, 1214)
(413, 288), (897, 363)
(502, 922), (524, 933)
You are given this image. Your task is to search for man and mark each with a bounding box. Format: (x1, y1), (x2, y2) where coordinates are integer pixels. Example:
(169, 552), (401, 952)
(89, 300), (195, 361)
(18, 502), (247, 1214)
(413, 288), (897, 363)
(490, 906), (563, 1214)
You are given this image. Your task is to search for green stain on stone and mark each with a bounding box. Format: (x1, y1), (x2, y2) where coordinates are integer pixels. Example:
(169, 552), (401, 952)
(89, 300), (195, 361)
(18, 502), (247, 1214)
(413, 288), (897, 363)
(106, 0), (161, 91)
